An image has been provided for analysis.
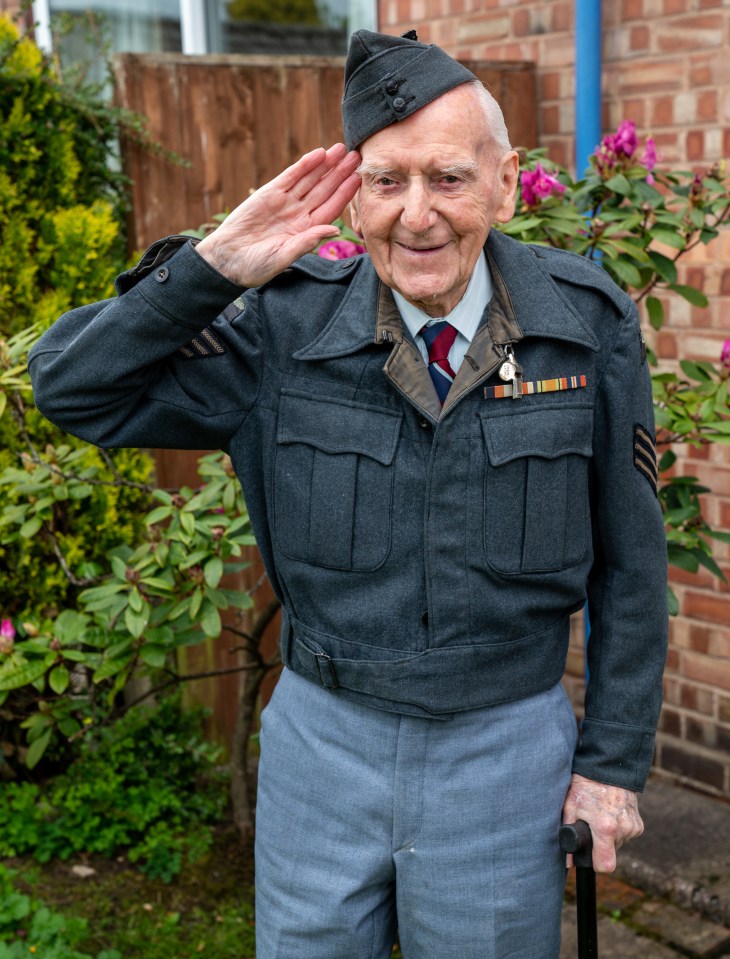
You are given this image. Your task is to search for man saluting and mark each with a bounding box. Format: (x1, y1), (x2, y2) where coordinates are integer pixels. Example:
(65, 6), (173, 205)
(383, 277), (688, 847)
(30, 29), (667, 959)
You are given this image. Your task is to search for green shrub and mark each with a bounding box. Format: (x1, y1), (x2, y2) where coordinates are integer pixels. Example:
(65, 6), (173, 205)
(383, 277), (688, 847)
(0, 864), (119, 958)
(0, 697), (228, 882)
(0, 13), (159, 767)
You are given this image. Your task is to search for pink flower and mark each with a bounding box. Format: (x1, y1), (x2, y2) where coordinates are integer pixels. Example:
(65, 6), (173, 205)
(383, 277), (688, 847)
(520, 163), (565, 207)
(317, 239), (366, 260)
(613, 120), (639, 157)
(721, 339), (730, 371)
(642, 137), (657, 184)
(0, 619), (14, 654)
(595, 120), (639, 175)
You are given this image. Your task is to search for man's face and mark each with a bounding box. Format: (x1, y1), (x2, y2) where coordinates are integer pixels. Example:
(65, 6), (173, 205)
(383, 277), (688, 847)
(351, 85), (519, 318)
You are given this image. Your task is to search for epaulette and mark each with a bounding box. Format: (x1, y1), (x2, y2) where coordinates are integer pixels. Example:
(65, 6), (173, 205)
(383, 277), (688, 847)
(289, 251), (364, 281)
(530, 244), (634, 314)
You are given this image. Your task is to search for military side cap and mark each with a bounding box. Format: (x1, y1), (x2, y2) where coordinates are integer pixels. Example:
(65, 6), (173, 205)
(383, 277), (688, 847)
(342, 29), (479, 151)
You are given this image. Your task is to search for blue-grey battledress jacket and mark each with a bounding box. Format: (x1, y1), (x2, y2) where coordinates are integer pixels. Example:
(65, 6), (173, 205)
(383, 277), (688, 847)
(29, 228), (668, 791)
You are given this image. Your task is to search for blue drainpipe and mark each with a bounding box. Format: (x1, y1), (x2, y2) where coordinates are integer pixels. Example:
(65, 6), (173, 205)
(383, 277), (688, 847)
(575, 0), (603, 179)
(575, 0), (602, 662)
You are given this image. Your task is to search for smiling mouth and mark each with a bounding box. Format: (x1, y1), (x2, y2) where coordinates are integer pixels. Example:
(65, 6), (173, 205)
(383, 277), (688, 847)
(397, 241), (448, 254)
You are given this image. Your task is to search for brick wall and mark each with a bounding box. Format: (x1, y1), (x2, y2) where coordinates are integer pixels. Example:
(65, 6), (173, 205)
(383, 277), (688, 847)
(379, 0), (730, 798)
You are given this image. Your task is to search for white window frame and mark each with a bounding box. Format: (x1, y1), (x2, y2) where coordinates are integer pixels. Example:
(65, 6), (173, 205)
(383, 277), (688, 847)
(31, 0), (377, 56)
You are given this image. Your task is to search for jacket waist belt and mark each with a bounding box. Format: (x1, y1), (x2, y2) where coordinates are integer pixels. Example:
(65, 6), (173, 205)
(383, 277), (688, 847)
(281, 610), (571, 719)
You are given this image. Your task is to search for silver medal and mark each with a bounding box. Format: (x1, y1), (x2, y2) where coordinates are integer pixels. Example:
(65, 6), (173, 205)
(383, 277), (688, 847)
(499, 360), (517, 382)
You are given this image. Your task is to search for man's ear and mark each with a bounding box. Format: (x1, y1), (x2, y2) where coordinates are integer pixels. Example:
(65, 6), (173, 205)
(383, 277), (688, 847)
(494, 151), (520, 225)
(349, 195), (362, 236)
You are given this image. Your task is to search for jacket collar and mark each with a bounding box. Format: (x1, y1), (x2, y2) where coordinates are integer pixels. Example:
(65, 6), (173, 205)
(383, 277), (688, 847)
(294, 230), (599, 364)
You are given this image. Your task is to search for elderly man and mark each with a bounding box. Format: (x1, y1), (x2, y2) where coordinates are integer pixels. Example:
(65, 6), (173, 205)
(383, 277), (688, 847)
(30, 29), (667, 959)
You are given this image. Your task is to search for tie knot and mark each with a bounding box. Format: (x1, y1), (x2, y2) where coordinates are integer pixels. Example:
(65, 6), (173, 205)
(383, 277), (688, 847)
(420, 321), (457, 365)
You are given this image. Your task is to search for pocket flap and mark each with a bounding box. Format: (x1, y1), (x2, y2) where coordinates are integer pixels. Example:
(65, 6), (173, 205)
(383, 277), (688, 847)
(278, 390), (403, 465)
(481, 407), (593, 467)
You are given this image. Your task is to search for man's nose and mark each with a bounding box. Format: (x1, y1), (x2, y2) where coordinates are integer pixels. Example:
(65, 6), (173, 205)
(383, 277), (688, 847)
(400, 182), (438, 234)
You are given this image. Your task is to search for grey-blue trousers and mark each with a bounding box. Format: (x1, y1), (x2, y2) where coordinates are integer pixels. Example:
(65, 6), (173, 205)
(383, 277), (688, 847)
(255, 668), (577, 959)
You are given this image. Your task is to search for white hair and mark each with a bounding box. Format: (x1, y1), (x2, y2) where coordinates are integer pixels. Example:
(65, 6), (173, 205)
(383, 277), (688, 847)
(468, 80), (512, 154)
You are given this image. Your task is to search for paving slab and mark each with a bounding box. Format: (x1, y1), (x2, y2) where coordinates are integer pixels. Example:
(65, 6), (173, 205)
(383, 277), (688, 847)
(632, 900), (730, 959)
(616, 779), (730, 925)
(560, 903), (678, 958)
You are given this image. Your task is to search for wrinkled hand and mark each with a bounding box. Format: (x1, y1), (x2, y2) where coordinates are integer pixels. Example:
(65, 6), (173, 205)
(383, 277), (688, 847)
(196, 143), (361, 288)
(562, 773), (644, 873)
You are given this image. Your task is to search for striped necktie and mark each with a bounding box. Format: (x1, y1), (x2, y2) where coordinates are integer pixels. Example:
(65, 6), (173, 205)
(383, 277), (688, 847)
(420, 321), (458, 405)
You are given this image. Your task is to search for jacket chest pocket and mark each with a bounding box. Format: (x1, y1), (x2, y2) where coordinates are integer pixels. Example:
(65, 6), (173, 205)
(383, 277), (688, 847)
(480, 407), (593, 574)
(273, 390), (403, 571)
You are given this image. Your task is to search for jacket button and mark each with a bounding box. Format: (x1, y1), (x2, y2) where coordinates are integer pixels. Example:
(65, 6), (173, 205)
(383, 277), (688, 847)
(392, 97), (406, 112)
(155, 266), (170, 282)
(385, 80), (399, 95)
(418, 417), (431, 430)
(421, 611), (429, 625)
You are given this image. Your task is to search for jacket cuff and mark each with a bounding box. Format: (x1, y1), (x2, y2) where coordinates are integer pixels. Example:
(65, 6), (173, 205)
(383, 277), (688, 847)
(115, 237), (244, 331)
(572, 717), (657, 792)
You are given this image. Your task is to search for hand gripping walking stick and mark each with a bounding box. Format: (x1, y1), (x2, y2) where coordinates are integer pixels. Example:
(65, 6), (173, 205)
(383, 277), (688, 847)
(560, 820), (598, 959)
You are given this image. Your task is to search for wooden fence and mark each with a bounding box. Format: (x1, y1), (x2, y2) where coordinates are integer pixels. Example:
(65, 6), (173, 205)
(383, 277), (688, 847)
(114, 52), (537, 250)
(113, 51), (538, 747)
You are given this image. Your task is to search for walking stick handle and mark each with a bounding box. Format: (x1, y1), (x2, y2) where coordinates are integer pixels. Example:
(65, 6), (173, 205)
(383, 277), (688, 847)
(560, 820), (594, 870)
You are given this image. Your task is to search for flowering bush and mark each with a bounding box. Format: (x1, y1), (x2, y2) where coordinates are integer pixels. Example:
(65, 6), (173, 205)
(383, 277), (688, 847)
(501, 121), (730, 613)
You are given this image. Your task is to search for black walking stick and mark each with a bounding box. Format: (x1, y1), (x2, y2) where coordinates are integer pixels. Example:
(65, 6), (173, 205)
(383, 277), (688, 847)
(560, 820), (598, 959)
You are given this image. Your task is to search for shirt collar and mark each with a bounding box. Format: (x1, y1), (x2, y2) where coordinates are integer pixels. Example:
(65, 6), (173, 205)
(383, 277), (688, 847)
(393, 250), (492, 344)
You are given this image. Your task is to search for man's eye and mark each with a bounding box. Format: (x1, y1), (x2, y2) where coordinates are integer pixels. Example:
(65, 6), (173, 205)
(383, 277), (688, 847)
(441, 175), (461, 185)
(376, 176), (396, 187)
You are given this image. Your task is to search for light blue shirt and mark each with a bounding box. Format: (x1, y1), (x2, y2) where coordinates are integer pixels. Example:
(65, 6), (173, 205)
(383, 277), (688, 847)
(392, 251), (492, 374)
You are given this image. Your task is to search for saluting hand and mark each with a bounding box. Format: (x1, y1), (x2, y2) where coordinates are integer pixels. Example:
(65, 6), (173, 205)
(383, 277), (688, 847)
(562, 773), (644, 873)
(196, 143), (361, 288)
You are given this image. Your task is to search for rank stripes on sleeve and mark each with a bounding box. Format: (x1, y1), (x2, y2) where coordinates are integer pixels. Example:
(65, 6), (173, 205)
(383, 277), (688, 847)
(633, 423), (658, 496)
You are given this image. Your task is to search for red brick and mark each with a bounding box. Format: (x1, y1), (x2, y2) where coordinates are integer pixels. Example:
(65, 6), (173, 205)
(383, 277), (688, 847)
(552, 2), (571, 33)
(679, 682), (715, 715)
(689, 60), (713, 86)
(542, 138), (570, 168)
(685, 266), (705, 290)
(540, 104), (560, 135)
(690, 625), (713, 654)
(630, 25), (650, 51)
(686, 130), (705, 161)
(669, 565), (714, 588)
(698, 0), (722, 6)
(719, 695), (730, 723)
(683, 649), (730, 690)
(623, 98), (646, 124)
(696, 89), (718, 121)
(512, 8), (530, 36)
(660, 707), (683, 737)
(723, 129), (730, 161)
(656, 15), (723, 53)
(540, 71), (561, 100)
(656, 330), (678, 359)
(659, 742), (726, 790)
(719, 501), (730, 529)
(686, 716), (730, 752)
(666, 648), (681, 672)
(664, 0), (688, 10)
(623, 0), (644, 18)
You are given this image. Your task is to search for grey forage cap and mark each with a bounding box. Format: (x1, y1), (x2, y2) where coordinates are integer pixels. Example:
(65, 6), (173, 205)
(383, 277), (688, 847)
(342, 29), (479, 151)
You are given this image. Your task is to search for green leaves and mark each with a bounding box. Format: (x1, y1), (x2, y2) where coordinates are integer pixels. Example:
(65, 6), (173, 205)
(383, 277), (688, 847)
(1, 451), (258, 767)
